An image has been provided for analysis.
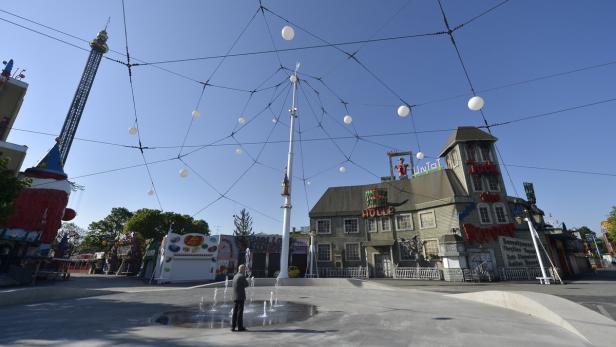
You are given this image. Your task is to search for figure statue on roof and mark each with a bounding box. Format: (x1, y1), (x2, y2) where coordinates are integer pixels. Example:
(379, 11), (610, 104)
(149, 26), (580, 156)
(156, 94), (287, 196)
(396, 157), (408, 178)
(1, 59), (13, 78)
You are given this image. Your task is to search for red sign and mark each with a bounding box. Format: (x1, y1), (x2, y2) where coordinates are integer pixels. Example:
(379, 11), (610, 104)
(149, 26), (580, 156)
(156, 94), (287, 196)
(467, 161), (499, 175)
(362, 206), (395, 219)
(463, 223), (515, 243)
(480, 192), (500, 202)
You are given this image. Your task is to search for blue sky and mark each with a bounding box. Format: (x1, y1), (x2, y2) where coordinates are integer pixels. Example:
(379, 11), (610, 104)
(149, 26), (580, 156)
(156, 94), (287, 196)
(2, 0), (615, 235)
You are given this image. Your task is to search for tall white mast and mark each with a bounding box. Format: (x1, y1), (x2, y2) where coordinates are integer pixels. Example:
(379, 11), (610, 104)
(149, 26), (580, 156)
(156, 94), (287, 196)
(278, 63), (300, 279)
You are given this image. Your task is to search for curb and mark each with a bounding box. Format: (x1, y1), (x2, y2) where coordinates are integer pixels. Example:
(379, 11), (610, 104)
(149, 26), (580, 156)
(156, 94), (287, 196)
(449, 290), (616, 347)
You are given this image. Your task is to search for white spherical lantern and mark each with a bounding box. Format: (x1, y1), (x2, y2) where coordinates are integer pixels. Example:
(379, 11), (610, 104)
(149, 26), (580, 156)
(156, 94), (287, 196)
(179, 168), (189, 178)
(289, 74), (297, 83)
(306, 180), (311, 185)
(235, 148), (242, 155)
(339, 166), (346, 173)
(343, 115), (353, 125)
(416, 152), (425, 160)
(272, 117), (278, 123)
(281, 25), (295, 41)
(147, 189), (155, 196)
(238, 116), (246, 124)
(468, 96), (484, 111)
(192, 110), (200, 118)
(128, 127), (137, 135)
(397, 105), (410, 117)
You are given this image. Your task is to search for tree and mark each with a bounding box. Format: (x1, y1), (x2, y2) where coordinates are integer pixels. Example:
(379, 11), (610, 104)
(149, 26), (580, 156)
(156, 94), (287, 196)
(54, 222), (85, 256)
(606, 206), (616, 243)
(0, 157), (31, 223)
(124, 208), (209, 240)
(573, 226), (608, 255)
(79, 207), (133, 253)
(233, 208), (253, 237)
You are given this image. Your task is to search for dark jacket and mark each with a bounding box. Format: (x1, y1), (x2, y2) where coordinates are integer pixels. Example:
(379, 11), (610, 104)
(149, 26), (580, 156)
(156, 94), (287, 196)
(232, 272), (249, 301)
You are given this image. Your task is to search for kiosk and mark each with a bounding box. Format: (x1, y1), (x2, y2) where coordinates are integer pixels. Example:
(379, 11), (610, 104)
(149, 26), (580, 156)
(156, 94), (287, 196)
(153, 233), (220, 283)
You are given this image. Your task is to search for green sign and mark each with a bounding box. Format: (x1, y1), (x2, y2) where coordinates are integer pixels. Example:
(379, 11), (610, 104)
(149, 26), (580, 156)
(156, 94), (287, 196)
(365, 188), (387, 209)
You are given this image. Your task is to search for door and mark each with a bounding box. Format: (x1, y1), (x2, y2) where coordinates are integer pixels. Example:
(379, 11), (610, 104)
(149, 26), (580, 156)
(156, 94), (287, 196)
(374, 253), (393, 278)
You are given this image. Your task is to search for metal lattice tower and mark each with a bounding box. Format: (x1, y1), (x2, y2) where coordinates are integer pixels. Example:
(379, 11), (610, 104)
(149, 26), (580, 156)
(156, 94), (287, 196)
(57, 30), (108, 165)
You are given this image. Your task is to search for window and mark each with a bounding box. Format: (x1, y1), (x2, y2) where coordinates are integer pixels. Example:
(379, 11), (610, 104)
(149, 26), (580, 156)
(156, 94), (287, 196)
(366, 218), (377, 233)
(423, 239), (439, 258)
(317, 244), (331, 261)
(472, 175), (483, 192)
(466, 144), (477, 162)
(446, 147), (459, 168)
(395, 213), (414, 231)
(479, 144), (492, 162)
(344, 218), (359, 233)
(399, 242), (415, 261)
(487, 175), (500, 191)
(381, 217), (392, 232)
(345, 243), (360, 261)
(316, 219), (331, 234)
(493, 203), (508, 224)
(478, 204), (491, 224)
(419, 210), (437, 229)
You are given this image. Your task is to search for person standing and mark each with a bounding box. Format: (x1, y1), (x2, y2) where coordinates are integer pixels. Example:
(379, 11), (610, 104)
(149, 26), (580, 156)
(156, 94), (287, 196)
(231, 264), (249, 331)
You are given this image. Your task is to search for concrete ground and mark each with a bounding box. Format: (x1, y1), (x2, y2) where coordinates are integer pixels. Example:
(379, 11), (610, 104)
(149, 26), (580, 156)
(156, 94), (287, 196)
(371, 270), (616, 321)
(0, 275), (609, 347)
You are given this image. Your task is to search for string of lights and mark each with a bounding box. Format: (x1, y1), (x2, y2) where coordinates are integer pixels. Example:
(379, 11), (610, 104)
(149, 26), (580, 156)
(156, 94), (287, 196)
(4, 0), (613, 230)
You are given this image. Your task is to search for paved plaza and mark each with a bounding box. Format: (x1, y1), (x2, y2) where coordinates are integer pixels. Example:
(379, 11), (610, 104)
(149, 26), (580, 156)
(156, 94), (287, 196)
(1, 274), (616, 346)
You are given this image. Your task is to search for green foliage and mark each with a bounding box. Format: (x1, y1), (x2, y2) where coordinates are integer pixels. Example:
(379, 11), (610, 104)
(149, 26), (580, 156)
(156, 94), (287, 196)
(0, 157), (31, 223)
(233, 208), (253, 237)
(124, 209), (209, 240)
(79, 207), (133, 253)
(606, 206), (616, 243)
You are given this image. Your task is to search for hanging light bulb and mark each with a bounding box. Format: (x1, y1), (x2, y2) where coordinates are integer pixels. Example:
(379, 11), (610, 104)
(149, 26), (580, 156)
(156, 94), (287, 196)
(343, 115), (353, 125)
(179, 168), (189, 178)
(235, 148), (242, 155)
(416, 152), (425, 160)
(467, 96), (484, 111)
(306, 180), (311, 185)
(272, 117), (278, 123)
(128, 127), (137, 135)
(289, 74), (297, 83)
(397, 105), (410, 117)
(281, 25), (295, 41)
(147, 189), (155, 196)
(192, 110), (201, 118)
(339, 166), (346, 173)
(238, 116), (246, 124)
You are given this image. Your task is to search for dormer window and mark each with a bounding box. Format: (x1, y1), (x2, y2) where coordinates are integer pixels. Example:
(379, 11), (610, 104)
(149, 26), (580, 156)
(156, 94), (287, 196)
(466, 144), (477, 162)
(479, 144), (492, 162)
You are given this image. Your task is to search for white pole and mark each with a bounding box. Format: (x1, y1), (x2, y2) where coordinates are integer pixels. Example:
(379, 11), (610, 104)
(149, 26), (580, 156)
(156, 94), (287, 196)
(279, 63), (300, 279)
(525, 218), (550, 284)
(592, 234), (602, 257)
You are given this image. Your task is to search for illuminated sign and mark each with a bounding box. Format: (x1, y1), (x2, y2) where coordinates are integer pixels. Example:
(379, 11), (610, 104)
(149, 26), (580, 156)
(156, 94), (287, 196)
(362, 206), (395, 219)
(364, 188), (388, 209)
(412, 158), (443, 178)
(468, 161), (499, 175)
(480, 192), (500, 202)
(463, 223), (515, 243)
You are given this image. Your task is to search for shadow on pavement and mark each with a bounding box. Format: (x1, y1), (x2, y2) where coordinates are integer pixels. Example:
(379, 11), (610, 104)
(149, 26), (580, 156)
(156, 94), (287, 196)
(249, 328), (338, 333)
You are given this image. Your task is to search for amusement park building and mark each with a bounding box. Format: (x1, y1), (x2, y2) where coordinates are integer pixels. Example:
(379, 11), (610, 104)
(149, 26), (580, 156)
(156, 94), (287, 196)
(309, 126), (588, 280)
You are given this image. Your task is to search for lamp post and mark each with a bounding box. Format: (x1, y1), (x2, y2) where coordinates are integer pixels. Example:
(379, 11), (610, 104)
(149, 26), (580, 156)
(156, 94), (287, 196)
(278, 63), (300, 279)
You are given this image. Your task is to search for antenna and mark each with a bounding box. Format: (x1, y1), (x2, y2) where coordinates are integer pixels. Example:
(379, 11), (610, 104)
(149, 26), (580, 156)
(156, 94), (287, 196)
(104, 17), (111, 31)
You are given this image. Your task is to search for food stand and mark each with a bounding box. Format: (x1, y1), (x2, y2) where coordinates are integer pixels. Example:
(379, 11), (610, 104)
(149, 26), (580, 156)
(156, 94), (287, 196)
(153, 233), (220, 283)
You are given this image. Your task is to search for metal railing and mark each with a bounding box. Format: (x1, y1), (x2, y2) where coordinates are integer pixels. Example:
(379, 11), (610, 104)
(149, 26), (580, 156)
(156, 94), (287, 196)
(499, 267), (561, 281)
(318, 267), (368, 278)
(394, 267), (442, 280)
